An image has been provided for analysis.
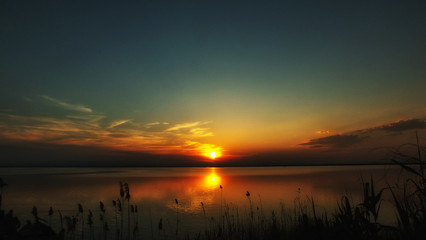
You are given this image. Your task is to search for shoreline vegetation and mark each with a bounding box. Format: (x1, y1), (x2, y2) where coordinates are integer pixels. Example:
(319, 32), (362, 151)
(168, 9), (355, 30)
(1, 139), (425, 240)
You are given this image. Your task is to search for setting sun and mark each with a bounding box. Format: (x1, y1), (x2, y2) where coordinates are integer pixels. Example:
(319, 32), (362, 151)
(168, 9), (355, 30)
(199, 145), (223, 160)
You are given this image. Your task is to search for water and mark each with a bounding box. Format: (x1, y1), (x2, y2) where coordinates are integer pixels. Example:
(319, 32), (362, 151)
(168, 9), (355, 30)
(0, 165), (404, 239)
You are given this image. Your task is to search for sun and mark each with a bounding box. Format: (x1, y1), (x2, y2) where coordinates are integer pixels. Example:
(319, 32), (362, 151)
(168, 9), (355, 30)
(199, 145), (222, 159)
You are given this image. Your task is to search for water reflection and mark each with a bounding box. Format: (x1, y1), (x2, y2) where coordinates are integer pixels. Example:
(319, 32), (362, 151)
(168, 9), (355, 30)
(0, 166), (403, 238)
(204, 168), (221, 189)
(160, 168), (223, 214)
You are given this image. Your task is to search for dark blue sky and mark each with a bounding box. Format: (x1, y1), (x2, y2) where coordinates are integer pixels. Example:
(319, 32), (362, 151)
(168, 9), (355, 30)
(1, 1), (425, 165)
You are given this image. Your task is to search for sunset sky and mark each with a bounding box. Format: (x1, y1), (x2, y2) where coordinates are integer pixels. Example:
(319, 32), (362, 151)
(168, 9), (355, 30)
(1, 1), (425, 166)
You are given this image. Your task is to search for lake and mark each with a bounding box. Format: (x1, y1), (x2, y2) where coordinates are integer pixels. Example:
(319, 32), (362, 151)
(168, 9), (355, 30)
(0, 165), (405, 239)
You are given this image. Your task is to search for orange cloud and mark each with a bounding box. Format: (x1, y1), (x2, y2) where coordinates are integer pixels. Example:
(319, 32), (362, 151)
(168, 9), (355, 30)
(316, 130), (336, 134)
(0, 110), (222, 158)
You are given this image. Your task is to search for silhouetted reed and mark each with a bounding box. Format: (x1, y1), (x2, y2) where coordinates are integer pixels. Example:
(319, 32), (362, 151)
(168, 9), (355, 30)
(58, 210), (64, 233)
(119, 182), (124, 240)
(31, 206), (39, 223)
(49, 207), (54, 227)
(0, 177), (7, 209)
(175, 198), (179, 240)
(123, 182), (131, 240)
(201, 202), (207, 229)
(131, 205), (139, 240)
(245, 191), (253, 222)
(87, 210), (94, 240)
(220, 185), (223, 228)
(112, 199), (119, 240)
(64, 215), (77, 240)
(99, 201), (107, 240)
(158, 217), (163, 240)
(78, 203), (84, 240)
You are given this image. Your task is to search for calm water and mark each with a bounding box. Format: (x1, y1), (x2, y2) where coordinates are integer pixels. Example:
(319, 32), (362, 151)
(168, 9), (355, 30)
(0, 165), (404, 239)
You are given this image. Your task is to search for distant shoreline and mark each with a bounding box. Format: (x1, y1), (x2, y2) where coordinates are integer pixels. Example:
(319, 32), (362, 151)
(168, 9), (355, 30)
(0, 162), (405, 168)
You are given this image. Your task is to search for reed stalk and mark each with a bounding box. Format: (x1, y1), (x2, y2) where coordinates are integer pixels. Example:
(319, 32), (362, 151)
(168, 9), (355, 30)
(48, 207), (53, 227)
(175, 198), (179, 240)
(0, 178), (7, 209)
(219, 185), (223, 227)
(78, 203), (84, 240)
(246, 191), (253, 222)
(124, 182), (131, 240)
(201, 202), (207, 229)
(150, 208), (154, 240)
(87, 209), (93, 240)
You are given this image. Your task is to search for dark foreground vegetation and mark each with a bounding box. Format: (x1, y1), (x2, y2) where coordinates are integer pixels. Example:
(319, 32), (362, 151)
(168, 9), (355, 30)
(1, 135), (425, 240)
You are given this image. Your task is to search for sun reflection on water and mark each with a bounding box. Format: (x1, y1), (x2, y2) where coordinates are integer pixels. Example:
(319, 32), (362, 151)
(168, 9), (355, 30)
(204, 168), (221, 189)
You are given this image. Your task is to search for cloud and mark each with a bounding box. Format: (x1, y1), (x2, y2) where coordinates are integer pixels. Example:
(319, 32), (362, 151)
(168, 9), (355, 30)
(316, 130), (336, 134)
(108, 120), (130, 129)
(166, 121), (210, 132)
(145, 121), (170, 128)
(301, 118), (425, 149)
(0, 114), (102, 143)
(300, 134), (365, 148)
(108, 133), (129, 138)
(41, 95), (93, 113)
(377, 119), (426, 132)
(66, 114), (104, 122)
(146, 121), (161, 128)
(190, 128), (214, 137)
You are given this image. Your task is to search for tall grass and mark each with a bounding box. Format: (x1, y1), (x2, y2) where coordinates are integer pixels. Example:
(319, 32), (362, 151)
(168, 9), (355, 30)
(388, 131), (426, 239)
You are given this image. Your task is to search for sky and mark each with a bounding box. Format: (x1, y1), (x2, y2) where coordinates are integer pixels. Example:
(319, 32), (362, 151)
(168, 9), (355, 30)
(1, 1), (425, 166)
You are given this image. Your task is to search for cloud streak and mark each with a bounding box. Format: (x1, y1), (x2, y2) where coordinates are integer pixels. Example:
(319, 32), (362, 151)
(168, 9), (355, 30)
(301, 118), (425, 149)
(300, 134), (365, 148)
(108, 120), (130, 129)
(376, 119), (426, 132)
(41, 95), (93, 113)
(166, 121), (210, 132)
